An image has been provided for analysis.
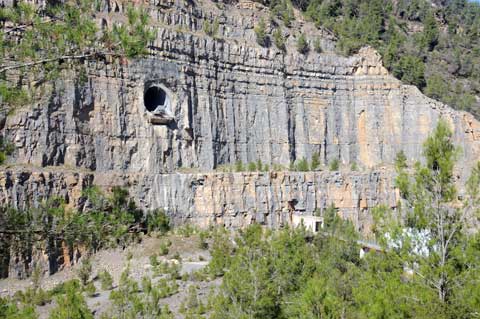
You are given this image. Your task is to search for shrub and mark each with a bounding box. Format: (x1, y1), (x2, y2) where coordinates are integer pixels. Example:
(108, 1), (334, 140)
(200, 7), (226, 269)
(154, 262), (180, 278)
(177, 224), (195, 237)
(149, 254), (159, 266)
(289, 161), (296, 171)
(421, 11), (439, 51)
(141, 276), (152, 294)
(49, 284), (93, 319)
(179, 301), (186, 314)
(31, 264), (43, 291)
(154, 261), (181, 280)
(112, 6), (156, 58)
(191, 270), (208, 282)
(99, 269), (113, 290)
(296, 157), (309, 171)
(206, 228), (233, 277)
(254, 18), (269, 47)
(212, 18), (220, 36)
(0, 137), (14, 165)
(297, 33), (309, 54)
(336, 35), (363, 56)
(248, 162), (257, 171)
(186, 285), (199, 310)
(382, 31), (404, 70)
(457, 93), (476, 112)
(198, 231), (209, 250)
(0, 84), (30, 107)
(84, 282), (96, 297)
(235, 161), (244, 172)
(77, 257), (92, 286)
(109, 269), (140, 317)
(257, 159), (263, 172)
(311, 152), (320, 170)
(273, 28), (286, 51)
(33, 288), (51, 306)
(313, 38), (322, 53)
(146, 209), (170, 234)
(271, 0), (294, 26)
(159, 242), (169, 256)
(394, 150), (408, 170)
(425, 74), (448, 101)
(126, 250), (133, 261)
(329, 159), (339, 171)
(392, 55), (425, 88)
(49, 280), (81, 296)
(204, 18), (220, 37)
(350, 162), (358, 171)
(272, 163), (284, 171)
(173, 252), (182, 262)
(0, 152), (6, 165)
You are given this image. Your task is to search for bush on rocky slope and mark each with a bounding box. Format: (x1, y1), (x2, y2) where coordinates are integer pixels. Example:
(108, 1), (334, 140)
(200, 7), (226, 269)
(0, 1), (155, 115)
(258, 0), (478, 116)
(202, 121), (480, 319)
(0, 187), (171, 279)
(271, 0), (480, 118)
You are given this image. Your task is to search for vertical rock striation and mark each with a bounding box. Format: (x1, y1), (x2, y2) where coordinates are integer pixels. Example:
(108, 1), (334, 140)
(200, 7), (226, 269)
(1, 0), (480, 277)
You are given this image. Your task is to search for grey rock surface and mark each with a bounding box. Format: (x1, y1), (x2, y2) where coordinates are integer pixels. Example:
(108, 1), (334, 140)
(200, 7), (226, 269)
(0, 168), (398, 234)
(1, 0), (480, 278)
(4, 1), (480, 174)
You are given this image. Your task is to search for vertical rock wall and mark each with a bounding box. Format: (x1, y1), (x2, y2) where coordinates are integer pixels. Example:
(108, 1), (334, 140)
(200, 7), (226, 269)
(1, 0), (480, 278)
(4, 2), (480, 174)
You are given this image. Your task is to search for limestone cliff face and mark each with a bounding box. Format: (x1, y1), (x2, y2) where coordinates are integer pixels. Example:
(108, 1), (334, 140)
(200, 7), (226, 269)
(0, 166), (398, 277)
(2, 0), (480, 261)
(5, 1), (480, 175)
(0, 168), (397, 234)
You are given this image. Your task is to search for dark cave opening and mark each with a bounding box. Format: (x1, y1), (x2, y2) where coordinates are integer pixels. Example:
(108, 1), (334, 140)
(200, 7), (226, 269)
(144, 86), (167, 113)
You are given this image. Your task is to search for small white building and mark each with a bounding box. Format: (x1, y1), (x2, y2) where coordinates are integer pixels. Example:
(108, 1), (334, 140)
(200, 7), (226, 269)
(291, 214), (323, 233)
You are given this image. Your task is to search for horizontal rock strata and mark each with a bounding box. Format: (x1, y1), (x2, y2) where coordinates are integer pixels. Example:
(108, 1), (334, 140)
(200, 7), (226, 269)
(1, 0), (480, 277)
(0, 168), (398, 233)
(4, 2), (480, 175)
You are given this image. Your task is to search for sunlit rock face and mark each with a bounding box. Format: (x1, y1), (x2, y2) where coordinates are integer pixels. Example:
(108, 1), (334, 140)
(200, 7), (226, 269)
(5, 0), (480, 175)
(0, 168), (397, 234)
(2, 0), (480, 230)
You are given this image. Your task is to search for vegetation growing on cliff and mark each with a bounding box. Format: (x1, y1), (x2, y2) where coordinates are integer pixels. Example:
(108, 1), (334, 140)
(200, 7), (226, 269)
(2, 122), (480, 317)
(331, 0), (479, 116)
(0, 137), (13, 165)
(205, 122), (480, 318)
(0, 187), (170, 278)
(254, 18), (269, 46)
(0, 1), (155, 110)
(263, 0), (480, 118)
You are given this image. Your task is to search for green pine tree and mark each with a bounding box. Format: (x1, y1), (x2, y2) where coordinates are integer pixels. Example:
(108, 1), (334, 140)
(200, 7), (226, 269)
(375, 120), (480, 305)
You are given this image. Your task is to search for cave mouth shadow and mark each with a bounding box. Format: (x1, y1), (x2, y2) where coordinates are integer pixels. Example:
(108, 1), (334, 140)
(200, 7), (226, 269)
(144, 86), (167, 112)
